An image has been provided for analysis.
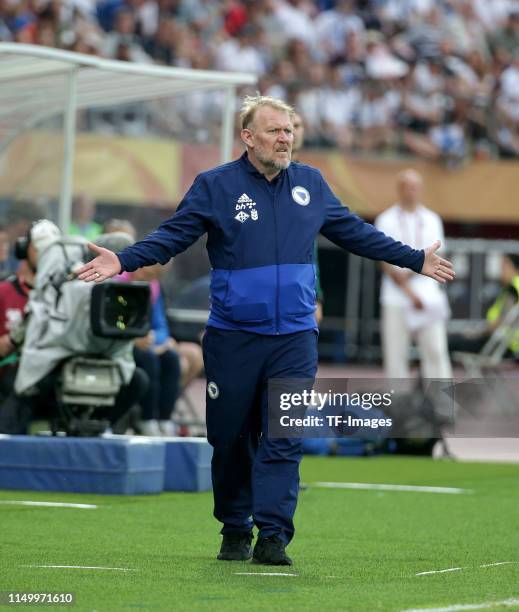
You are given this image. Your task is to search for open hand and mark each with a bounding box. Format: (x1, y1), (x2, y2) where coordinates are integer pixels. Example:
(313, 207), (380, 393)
(76, 242), (122, 283)
(421, 241), (455, 284)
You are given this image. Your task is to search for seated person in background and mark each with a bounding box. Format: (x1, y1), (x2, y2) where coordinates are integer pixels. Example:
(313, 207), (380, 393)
(128, 263), (182, 436)
(450, 253), (519, 356)
(141, 262), (205, 390)
(105, 219), (204, 434)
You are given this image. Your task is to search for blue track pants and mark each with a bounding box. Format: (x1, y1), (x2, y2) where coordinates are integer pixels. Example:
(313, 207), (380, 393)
(202, 327), (318, 545)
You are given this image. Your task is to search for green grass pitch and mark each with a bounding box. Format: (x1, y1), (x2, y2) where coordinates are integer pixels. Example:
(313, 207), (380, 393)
(1, 456), (518, 611)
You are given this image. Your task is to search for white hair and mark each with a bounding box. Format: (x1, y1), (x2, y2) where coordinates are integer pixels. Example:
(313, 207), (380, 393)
(240, 95), (294, 130)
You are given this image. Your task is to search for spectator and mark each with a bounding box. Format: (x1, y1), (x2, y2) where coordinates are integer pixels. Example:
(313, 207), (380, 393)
(320, 63), (359, 149)
(178, 0), (223, 41)
(405, 6), (449, 59)
(375, 0), (436, 26)
(495, 51), (519, 156)
(490, 11), (519, 58)
(69, 194), (102, 240)
(215, 24), (267, 75)
(315, 0), (364, 61)
(450, 253), (519, 356)
(364, 30), (409, 80)
(273, 0), (317, 48)
(261, 59), (298, 101)
(445, 0), (491, 60)
(0, 225), (17, 281)
(101, 6), (151, 62)
(473, 0), (514, 34)
(296, 62), (328, 145)
(127, 263), (183, 436)
(143, 15), (176, 64)
(1, 0), (518, 161)
(357, 79), (395, 152)
(103, 218), (196, 436)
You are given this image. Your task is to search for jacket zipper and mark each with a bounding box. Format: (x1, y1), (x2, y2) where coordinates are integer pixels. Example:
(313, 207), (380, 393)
(259, 173), (282, 334)
(272, 183), (280, 334)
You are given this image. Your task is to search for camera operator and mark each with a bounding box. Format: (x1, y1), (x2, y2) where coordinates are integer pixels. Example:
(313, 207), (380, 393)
(0, 224), (149, 434)
(0, 220), (61, 433)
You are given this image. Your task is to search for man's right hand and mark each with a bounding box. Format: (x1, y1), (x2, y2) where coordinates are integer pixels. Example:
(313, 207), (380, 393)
(76, 242), (122, 283)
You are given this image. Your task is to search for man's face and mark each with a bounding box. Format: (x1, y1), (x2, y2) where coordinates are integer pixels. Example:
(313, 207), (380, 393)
(242, 106), (293, 174)
(398, 175), (422, 204)
(292, 112), (305, 154)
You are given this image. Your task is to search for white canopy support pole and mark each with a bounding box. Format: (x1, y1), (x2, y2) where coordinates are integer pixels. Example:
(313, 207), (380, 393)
(220, 86), (236, 164)
(58, 67), (78, 233)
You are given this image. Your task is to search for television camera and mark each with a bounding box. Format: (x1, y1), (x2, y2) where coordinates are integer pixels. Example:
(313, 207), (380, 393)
(14, 233), (151, 436)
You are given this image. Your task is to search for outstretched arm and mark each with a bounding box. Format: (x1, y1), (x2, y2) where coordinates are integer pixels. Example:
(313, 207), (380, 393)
(76, 174), (212, 282)
(320, 175), (454, 282)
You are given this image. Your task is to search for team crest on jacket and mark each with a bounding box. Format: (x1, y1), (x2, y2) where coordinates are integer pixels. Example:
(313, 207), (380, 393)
(292, 186), (310, 206)
(234, 193), (259, 222)
(207, 381), (219, 399)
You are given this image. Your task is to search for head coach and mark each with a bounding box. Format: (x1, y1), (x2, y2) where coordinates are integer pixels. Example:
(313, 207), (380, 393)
(77, 95), (454, 566)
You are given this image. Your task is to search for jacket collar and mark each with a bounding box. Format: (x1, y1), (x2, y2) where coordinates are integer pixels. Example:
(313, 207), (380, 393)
(239, 151), (287, 183)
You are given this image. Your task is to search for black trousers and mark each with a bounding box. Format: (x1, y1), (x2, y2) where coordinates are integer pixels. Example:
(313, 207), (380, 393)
(134, 347), (181, 420)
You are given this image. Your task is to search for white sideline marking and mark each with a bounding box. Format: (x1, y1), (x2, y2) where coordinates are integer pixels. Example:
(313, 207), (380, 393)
(21, 565), (136, 572)
(313, 482), (471, 494)
(416, 567), (464, 576)
(401, 597), (519, 611)
(234, 572), (297, 577)
(0, 500), (97, 509)
(416, 561), (519, 576)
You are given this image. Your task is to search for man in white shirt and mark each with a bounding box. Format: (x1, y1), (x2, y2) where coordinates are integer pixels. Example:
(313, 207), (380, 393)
(375, 169), (452, 380)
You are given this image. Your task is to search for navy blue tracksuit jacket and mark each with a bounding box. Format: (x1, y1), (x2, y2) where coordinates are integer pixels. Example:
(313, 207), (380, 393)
(117, 153), (424, 333)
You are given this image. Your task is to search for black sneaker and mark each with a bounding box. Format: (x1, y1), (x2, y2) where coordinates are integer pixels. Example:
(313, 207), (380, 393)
(217, 532), (253, 561)
(252, 535), (292, 566)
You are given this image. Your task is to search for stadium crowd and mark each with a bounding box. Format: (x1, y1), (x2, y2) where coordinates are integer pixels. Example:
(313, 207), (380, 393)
(1, 0), (519, 162)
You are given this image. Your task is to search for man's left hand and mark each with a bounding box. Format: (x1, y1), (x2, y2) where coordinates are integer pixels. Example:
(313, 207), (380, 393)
(421, 241), (455, 284)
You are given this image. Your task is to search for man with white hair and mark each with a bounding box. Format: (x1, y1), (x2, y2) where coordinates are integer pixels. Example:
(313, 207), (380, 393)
(77, 95), (454, 566)
(375, 169), (452, 380)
